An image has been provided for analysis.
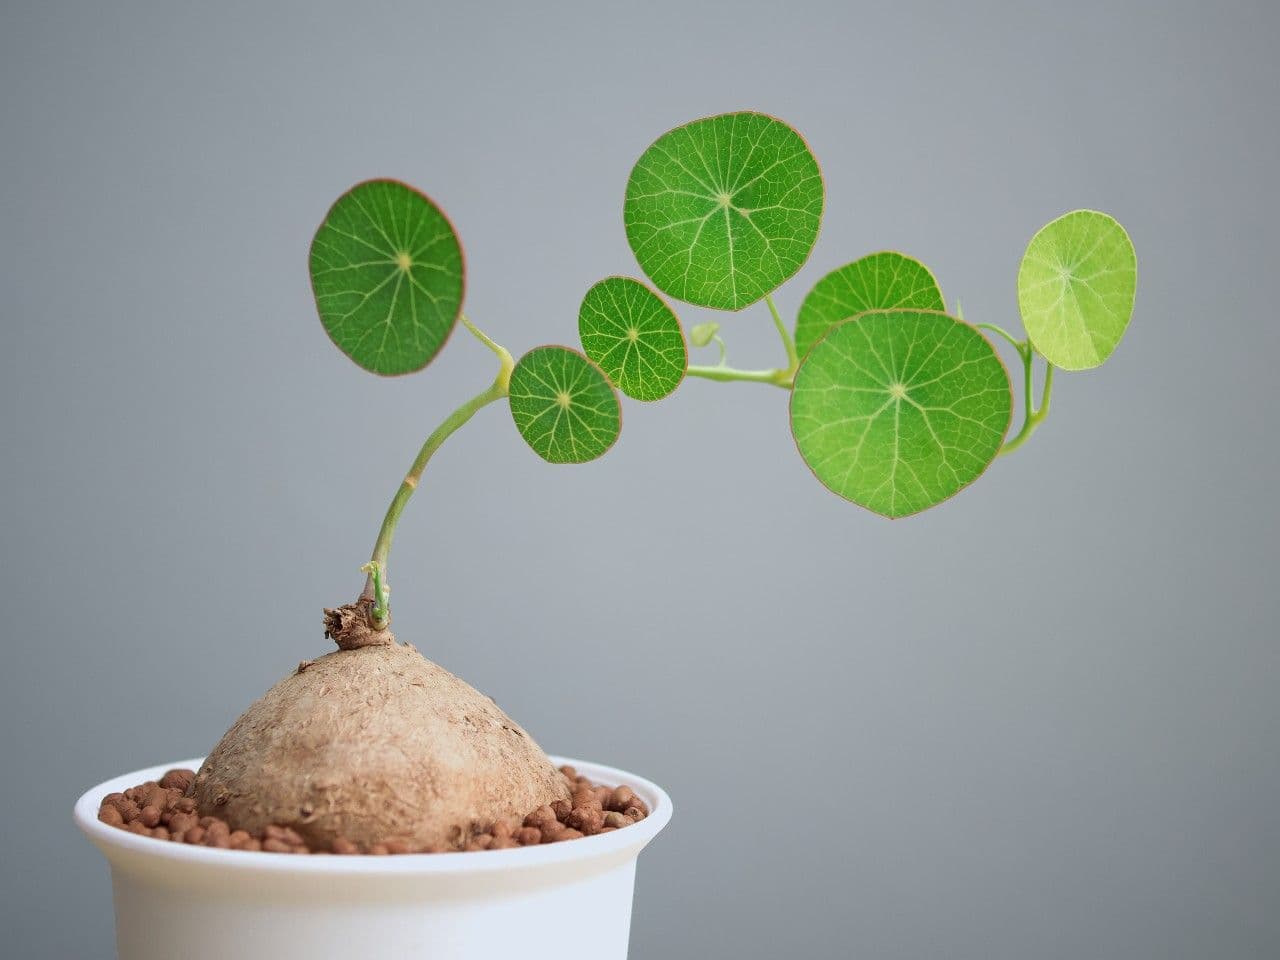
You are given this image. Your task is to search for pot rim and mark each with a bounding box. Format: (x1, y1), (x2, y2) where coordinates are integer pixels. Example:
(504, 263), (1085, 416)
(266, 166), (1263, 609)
(75, 755), (672, 876)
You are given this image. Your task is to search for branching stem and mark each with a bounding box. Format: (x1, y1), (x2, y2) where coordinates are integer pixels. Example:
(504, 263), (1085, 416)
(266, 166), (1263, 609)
(977, 323), (1054, 457)
(685, 293), (798, 389)
(361, 314), (513, 626)
(1000, 355), (1053, 456)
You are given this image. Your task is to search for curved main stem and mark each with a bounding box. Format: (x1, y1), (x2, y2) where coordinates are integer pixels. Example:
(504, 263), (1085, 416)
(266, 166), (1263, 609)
(361, 314), (513, 626)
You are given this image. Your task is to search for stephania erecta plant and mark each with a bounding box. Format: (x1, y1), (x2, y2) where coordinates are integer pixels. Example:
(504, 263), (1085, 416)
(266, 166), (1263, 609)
(170, 111), (1136, 853)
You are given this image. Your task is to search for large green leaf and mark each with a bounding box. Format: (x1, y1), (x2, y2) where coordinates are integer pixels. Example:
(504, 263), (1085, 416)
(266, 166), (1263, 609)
(1018, 209), (1136, 371)
(794, 252), (944, 359)
(624, 112), (823, 311)
(508, 346), (621, 463)
(309, 179), (464, 376)
(790, 309), (1011, 517)
(578, 277), (687, 401)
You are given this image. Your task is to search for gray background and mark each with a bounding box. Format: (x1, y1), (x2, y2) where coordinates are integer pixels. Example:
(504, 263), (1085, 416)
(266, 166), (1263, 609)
(2, 1), (1277, 957)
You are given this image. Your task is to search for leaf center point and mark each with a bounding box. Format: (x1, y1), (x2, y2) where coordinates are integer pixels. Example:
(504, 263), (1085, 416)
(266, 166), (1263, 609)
(555, 390), (572, 410)
(395, 250), (413, 272)
(889, 382), (907, 400)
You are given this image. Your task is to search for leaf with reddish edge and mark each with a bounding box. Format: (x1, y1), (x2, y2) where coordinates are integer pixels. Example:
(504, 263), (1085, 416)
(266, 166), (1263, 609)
(790, 309), (1011, 517)
(509, 347), (622, 464)
(578, 277), (687, 402)
(795, 252), (944, 360)
(310, 179), (464, 376)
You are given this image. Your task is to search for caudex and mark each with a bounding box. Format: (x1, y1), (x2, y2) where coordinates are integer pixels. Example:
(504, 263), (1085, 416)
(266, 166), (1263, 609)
(190, 112), (1137, 851)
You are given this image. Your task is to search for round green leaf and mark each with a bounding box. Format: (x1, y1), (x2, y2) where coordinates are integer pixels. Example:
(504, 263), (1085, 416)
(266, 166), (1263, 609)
(790, 309), (1012, 518)
(1017, 209), (1136, 371)
(309, 179), (464, 376)
(624, 112), (823, 311)
(509, 346), (621, 464)
(578, 277), (687, 402)
(795, 252), (945, 359)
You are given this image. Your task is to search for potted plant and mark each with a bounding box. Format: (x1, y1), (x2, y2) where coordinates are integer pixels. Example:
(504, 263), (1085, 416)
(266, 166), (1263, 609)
(74, 111), (1136, 960)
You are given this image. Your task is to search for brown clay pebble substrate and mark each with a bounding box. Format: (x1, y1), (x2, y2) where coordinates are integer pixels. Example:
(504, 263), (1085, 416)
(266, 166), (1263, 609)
(98, 765), (649, 855)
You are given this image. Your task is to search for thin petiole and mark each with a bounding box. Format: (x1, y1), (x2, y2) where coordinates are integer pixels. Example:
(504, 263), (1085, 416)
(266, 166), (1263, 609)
(460, 313), (515, 388)
(976, 322), (1027, 355)
(1038, 361), (1054, 419)
(973, 320), (1054, 456)
(765, 293), (800, 373)
(999, 347), (1054, 457)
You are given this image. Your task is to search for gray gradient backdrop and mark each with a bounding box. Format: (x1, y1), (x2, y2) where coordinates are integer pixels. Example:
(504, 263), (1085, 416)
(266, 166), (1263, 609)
(3, 2), (1278, 957)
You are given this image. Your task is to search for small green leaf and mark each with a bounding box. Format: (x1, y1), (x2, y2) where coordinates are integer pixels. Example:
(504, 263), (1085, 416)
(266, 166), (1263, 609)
(310, 179), (464, 376)
(1018, 209), (1136, 371)
(689, 322), (721, 348)
(624, 112), (823, 311)
(790, 309), (1011, 518)
(795, 252), (945, 359)
(578, 277), (687, 402)
(509, 347), (621, 463)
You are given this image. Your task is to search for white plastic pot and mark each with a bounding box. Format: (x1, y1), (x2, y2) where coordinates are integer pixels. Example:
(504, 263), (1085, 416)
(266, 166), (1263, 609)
(75, 755), (672, 960)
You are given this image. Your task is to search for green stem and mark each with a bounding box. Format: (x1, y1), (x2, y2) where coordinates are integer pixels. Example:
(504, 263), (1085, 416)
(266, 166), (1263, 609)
(685, 363), (793, 388)
(976, 322), (1025, 352)
(976, 321), (1055, 457)
(999, 347), (1054, 457)
(685, 294), (797, 389)
(765, 293), (799, 373)
(712, 333), (727, 366)
(359, 560), (389, 623)
(361, 314), (513, 626)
